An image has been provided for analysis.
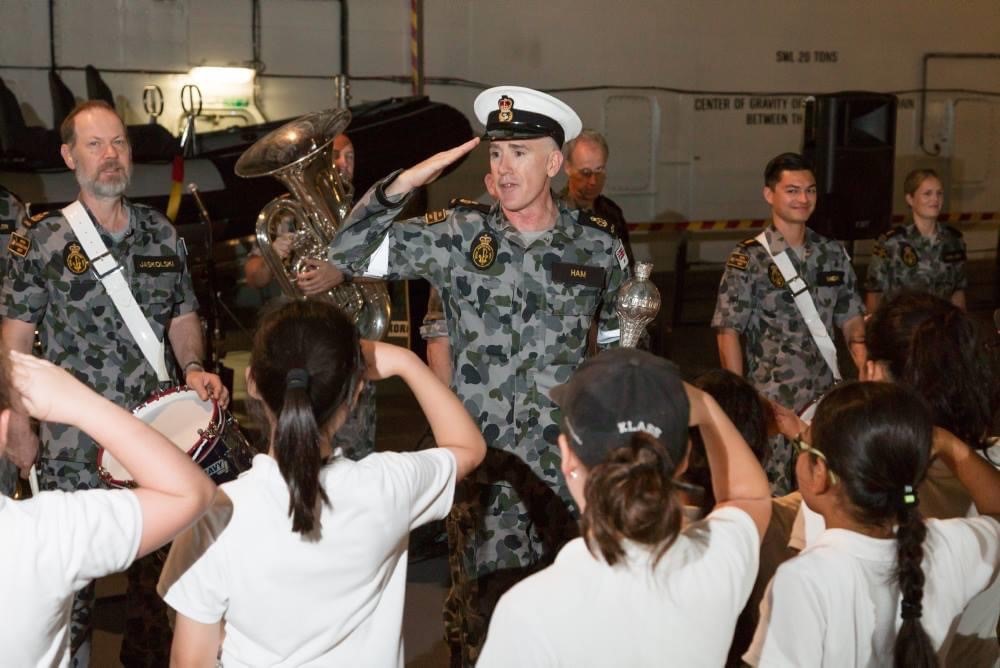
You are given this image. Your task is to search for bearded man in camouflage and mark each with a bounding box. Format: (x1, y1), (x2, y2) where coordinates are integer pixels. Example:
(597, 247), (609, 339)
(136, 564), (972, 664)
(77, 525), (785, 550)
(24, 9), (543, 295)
(329, 86), (629, 665)
(1, 100), (227, 666)
(711, 152), (865, 494)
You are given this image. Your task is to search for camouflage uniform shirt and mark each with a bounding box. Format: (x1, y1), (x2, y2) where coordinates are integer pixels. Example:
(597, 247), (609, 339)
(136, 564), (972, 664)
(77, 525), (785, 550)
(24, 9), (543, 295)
(1, 200), (198, 464)
(329, 175), (628, 487)
(0, 186), (26, 281)
(0, 186), (26, 496)
(558, 188), (633, 267)
(711, 225), (864, 413)
(864, 222), (967, 300)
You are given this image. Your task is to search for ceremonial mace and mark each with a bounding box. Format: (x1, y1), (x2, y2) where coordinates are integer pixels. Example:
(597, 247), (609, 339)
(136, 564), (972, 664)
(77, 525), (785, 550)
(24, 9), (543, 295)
(615, 262), (660, 348)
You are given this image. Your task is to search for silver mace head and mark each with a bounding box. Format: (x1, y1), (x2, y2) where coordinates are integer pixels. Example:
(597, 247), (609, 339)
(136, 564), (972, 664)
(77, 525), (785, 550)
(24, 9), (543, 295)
(615, 262), (660, 348)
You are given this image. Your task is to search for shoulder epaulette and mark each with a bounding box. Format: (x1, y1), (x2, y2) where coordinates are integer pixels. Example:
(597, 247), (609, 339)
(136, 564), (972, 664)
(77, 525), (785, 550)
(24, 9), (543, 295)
(26, 210), (57, 228)
(941, 223), (963, 238)
(424, 209), (449, 225)
(739, 237), (761, 247)
(448, 197), (491, 215)
(883, 225), (906, 239)
(578, 211), (617, 237)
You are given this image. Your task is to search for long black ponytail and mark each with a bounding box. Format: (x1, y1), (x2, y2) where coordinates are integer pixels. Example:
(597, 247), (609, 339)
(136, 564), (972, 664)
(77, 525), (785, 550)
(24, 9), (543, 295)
(251, 300), (363, 535)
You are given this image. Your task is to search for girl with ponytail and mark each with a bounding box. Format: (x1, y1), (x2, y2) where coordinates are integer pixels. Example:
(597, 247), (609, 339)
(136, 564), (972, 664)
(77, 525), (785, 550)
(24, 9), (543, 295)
(479, 349), (772, 667)
(160, 300), (485, 666)
(746, 382), (1000, 667)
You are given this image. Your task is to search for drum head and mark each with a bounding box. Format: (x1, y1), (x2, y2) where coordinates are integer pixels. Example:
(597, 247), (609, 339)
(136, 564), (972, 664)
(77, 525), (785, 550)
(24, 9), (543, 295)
(133, 388), (216, 454)
(100, 388), (216, 487)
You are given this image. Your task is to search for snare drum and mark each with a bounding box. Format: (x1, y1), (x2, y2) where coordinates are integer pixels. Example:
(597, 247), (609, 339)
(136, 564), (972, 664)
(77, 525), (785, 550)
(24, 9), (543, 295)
(98, 386), (256, 488)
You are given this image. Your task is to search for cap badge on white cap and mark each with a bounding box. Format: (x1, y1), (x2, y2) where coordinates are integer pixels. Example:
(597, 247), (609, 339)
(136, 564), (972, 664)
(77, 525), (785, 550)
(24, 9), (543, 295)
(498, 95), (514, 123)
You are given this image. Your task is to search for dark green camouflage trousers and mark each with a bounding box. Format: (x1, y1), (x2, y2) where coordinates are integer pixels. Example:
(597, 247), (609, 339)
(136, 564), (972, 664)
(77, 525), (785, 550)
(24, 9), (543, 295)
(765, 434), (796, 496)
(40, 459), (172, 668)
(444, 448), (579, 666)
(0, 457), (17, 497)
(332, 382), (377, 461)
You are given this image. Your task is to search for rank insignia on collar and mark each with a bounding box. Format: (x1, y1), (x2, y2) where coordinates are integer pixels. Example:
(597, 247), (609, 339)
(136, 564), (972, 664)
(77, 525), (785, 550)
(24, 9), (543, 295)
(768, 262), (786, 288)
(901, 243), (919, 267)
(498, 95), (514, 123)
(63, 242), (90, 275)
(8, 232), (30, 258)
(469, 231), (497, 269)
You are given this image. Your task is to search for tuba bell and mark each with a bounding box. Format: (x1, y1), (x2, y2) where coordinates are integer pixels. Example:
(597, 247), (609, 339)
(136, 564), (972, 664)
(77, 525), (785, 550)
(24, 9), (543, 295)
(235, 109), (391, 340)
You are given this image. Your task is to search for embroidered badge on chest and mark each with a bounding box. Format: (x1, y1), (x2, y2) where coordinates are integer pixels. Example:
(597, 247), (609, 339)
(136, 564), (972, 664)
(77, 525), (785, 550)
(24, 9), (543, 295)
(901, 243), (919, 267)
(63, 242), (90, 275)
(768, 262), (786, 288)
(469, 231), (497, 270)
(552, 262), (606, 288)
(134, 255), (181, 275)
(816, 271), (844, 286)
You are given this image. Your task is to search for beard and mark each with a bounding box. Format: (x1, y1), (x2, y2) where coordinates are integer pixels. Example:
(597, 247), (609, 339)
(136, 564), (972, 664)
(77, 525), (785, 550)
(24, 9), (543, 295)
(79, 160), (131, 198)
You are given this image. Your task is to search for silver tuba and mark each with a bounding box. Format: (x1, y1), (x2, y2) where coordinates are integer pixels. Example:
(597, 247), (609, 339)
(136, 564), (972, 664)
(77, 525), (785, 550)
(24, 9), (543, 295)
(235, 109), (391, 340)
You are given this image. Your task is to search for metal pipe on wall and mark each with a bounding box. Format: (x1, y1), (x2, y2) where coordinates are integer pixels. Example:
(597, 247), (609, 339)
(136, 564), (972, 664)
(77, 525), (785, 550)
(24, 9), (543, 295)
(48, 0), (56, 69)
(410, 0), (424, 97)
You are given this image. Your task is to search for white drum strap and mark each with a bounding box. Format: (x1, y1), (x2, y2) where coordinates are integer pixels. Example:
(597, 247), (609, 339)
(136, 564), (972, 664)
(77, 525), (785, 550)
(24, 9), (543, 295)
(755, 231), (841, 382)
(62, 201), (170, 383)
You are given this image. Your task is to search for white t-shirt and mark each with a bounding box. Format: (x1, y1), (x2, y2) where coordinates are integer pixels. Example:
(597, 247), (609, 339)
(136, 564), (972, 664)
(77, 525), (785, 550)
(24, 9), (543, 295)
(0, 489), (142, 667)
(746, 516), (1000, 667)
(159, 449), (456, 668)
(478, 506), (760, 668)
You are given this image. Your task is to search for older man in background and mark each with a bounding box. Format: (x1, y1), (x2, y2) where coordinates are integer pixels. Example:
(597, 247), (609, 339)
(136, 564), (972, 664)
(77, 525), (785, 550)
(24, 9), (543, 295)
(559, 128), (633, 265)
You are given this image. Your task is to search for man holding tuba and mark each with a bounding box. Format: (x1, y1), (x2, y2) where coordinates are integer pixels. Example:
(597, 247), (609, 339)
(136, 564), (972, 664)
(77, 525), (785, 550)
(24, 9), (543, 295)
(244, 132), (356, 295)
(242, 130), (378, 461)
(328, 86), (629, 665)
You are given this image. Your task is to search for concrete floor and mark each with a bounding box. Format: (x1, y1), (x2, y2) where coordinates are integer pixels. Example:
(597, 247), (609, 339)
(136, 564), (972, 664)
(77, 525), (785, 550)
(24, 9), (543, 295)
(90, 260), (998, 666)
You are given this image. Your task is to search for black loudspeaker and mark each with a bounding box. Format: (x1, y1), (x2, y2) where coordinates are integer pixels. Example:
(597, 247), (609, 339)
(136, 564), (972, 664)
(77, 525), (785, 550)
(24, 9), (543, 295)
(802, 92), (897, 240)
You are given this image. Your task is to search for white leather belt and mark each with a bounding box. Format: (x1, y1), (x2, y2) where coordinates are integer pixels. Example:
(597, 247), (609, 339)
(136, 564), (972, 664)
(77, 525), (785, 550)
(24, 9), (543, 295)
(62, 201), (170, 383)
(755, 230), (841, 382)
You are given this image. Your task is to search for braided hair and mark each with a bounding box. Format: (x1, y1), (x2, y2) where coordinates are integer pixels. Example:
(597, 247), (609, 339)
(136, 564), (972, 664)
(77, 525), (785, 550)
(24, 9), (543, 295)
(811, 382), (937, 668)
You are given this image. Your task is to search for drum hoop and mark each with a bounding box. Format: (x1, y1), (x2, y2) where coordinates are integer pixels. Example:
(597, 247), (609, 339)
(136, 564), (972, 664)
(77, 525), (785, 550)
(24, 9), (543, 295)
(104, 384), (220, 472)
(95, 452), (138, 489)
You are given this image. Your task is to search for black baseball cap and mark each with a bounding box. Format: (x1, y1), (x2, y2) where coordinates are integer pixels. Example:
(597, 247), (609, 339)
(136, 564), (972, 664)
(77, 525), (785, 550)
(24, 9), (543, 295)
(550, 348), (691, 469)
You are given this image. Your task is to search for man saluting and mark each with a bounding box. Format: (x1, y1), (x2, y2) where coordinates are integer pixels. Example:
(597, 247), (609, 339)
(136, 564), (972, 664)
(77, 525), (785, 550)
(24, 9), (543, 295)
(329, 86), (629, 665)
